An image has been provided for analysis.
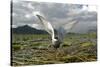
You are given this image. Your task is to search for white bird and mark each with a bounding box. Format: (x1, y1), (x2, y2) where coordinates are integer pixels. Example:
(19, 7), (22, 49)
(33, 12), (78, 49)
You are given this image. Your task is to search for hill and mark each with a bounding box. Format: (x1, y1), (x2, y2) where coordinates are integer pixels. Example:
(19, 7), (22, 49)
(12, 25), (48, 34)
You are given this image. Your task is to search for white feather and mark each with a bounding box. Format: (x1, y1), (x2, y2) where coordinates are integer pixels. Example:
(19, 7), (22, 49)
(34, 12), (79, 47)
(64, 20), (78, 32)
(34, 12), (55, 41)
(57, 20), (78, 42)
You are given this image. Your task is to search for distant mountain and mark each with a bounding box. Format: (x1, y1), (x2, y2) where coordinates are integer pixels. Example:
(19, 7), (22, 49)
(12, 25), (97, 34)
(12, 25), (48, 34)
(88, 28), (97, 33)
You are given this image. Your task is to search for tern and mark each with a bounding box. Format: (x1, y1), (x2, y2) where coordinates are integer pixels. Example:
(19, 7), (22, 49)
(33, 12), (78, 49)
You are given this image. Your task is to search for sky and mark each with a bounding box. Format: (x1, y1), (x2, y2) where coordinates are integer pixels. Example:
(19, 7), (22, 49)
(12, 0), (97, 33)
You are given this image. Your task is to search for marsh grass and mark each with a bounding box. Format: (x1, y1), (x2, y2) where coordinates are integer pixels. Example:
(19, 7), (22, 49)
(12, 33), (97, 66)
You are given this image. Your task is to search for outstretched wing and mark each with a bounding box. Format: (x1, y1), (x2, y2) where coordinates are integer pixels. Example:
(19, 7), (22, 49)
(35, 14), (55, 39)
(64, 20), (78, 32)
(57, 20), (78, 42)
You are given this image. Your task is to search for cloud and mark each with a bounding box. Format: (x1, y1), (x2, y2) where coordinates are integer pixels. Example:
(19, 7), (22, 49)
(12, 1), (97, 33)
(12, 25), (18, 28)
(25, 14), (32, 19)
(28, 24), (44, 29)
(81, 5), (97, 12)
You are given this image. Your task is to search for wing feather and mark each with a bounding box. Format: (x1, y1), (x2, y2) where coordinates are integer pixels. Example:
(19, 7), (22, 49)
(36, 14), (55, 39)
(57, 20), (78, 42)
(64, 20), (78, 30)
